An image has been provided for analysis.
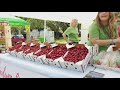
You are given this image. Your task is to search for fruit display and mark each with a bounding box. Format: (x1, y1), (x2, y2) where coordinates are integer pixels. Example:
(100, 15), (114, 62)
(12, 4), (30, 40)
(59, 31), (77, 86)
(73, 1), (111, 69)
(64, 44), (88, 63)
(31, 44), (40, 52)
(24, 44), (40, 54)
(16, 42), (31, 52)
(7, 42), (95, 72)
(44, 42), (51, 48)
(46, 44), (67, 60)
(9, 41), (22, 51)
(12, 35), (26, 43)
(34, 46), (53, 56)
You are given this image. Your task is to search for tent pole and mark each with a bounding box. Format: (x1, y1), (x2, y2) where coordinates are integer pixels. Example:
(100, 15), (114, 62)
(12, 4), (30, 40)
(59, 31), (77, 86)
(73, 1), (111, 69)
(18, 29), (21, 35)
(25, 25), (30, 41)
(44, 20), (46, 42)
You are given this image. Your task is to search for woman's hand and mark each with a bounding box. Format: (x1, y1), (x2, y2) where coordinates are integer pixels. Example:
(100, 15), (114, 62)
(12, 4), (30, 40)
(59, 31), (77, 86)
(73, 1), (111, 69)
(67, 41), (73, 45)
(113, 37), (120, 43)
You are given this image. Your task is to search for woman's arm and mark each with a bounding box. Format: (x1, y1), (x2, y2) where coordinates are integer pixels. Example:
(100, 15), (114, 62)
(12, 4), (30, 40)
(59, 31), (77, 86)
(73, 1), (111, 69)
(62, 33), (69, 43)
(62, 27), (72, 43)
(91, 37), (120, 46)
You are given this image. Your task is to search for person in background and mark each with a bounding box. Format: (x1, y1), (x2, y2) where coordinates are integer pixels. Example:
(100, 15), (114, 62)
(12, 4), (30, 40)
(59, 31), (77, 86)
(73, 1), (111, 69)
(14, 33), (18, 38)
(87, 12), (120, 52)
(30, 29), (34, 41)
(62, 19), (79, 45)
(22, 30), (26, 39)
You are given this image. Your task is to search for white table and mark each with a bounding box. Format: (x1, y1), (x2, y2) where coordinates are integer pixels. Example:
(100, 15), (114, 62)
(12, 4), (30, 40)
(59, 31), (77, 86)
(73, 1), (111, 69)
(94, 68), (120, 78)
(0, 53), (95, 78)
(1, 53), (120, 78)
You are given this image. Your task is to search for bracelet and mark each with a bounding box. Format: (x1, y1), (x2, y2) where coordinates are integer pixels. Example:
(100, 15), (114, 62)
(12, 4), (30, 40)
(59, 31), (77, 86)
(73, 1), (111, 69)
(112, 39), (113, 44)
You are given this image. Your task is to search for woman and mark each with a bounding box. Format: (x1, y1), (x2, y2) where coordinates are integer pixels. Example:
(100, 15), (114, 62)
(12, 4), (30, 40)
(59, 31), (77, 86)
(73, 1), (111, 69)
(114, 12), (120, 37)
(88, 12), (120, 52)
(62, 19), (79, 45)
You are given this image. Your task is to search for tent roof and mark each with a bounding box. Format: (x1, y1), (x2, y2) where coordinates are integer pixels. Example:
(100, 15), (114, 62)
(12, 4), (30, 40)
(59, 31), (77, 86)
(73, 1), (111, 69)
(0, 14), (29, 27)
(10, 12), (97, 23)
(0, 12), (98, 29)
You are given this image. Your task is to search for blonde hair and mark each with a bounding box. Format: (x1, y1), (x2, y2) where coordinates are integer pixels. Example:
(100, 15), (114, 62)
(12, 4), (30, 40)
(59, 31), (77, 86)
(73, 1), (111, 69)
(96, 12), (115, 39)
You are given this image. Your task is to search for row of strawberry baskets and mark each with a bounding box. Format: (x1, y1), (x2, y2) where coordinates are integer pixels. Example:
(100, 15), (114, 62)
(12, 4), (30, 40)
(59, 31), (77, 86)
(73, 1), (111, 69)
(7, 41), (98, 73)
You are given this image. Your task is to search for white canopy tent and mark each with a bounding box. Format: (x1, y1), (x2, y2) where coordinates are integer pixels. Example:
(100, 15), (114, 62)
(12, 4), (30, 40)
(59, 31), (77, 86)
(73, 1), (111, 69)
(8, 12), (98, 29)
(0, 12), (98, 27)
(0, 12), (98, 42)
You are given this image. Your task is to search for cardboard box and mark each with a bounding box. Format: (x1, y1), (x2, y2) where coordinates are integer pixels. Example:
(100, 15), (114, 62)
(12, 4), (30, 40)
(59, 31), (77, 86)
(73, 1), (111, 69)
(32, 54), (48, 64)
(34, 46), (53, 65)
(10, 50), (17, 57)
(65, 52), (91, 72)
(58, 58), (66, 69)
(29, 49), (41, 62)
(30, 55), (36, 62)
(23, 53), (33, 61)
(46, 58), (54, 66)
(58, 46), (93, 72)
(46, 57), (62, 68)
(31, 55), (48, 64)
(35, 55), (44, 64)
(7, 50), (11, 55)
(45, 44), (68, 67)
(40, 55), (49, 65)
(17, 51), (25, 59)
(53, 57), (62, 68)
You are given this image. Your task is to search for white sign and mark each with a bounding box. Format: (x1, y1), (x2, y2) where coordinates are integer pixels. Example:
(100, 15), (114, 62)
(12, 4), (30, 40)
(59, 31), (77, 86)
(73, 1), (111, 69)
(80, 29), (89, 44)
(40, 30), (54, 43)
(46, 31), (54, 43)
(0, 60), (49, 78)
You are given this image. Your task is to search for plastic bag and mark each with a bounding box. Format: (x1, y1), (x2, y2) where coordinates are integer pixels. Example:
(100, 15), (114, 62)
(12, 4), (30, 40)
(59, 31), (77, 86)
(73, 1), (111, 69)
(109, 51), (119, 68)
(116, 52), (120, 68)
(99, 52), (110, 67)
(93, 51), (106, 65)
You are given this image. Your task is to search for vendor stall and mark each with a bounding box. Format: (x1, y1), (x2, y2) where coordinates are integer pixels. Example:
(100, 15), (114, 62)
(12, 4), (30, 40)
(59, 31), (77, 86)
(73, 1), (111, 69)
(0, 16), (30, 53)
(1, 12), (120, 78)
(0, 16), (30, 41)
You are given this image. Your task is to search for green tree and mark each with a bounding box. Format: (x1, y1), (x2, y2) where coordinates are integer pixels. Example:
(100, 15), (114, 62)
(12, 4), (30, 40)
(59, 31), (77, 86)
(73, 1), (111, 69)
(16, 16), (44, 30)
(26, 18), (44, 30)
(47, 20), (69, 32)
